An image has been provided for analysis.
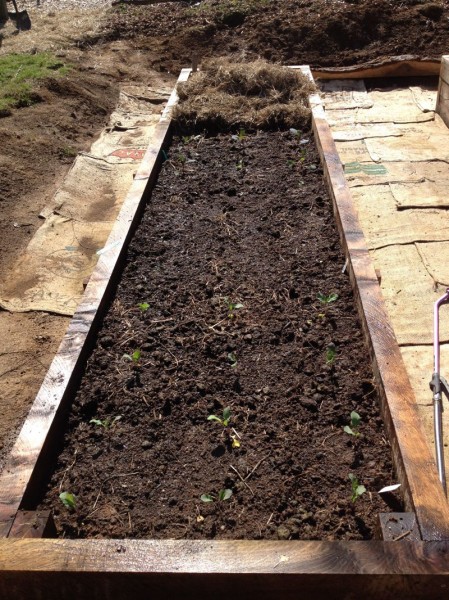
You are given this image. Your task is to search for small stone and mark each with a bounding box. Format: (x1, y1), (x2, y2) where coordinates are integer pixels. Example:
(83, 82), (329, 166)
(141, 440), (152, 449)
(276, 525), (291, 540)
(262, 387), (270, 395)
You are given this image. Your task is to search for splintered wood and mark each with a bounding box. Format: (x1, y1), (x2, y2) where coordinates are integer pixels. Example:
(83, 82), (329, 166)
(322, 74), (449, 482)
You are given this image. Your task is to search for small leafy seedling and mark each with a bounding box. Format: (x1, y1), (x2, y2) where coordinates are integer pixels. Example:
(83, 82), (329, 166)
(231, 434), (241, 449)
(59, 491), (76, 511)
(200, 489), (233, 503)
(236, 159), (244, 170)
(227, 352), (238, 368)
(138, 302), (149, 313)
(344, 411), (361, 437)
(227, 299), (244, 319)
(123, 349), (141, 363)
(237, 128), (246, 142)
(208, 406), (231, 427)
(90, 415), (122, 429)
(349, 473), (366, 503)
(317, 292), (338, 304)
(325, 344), (336, 364)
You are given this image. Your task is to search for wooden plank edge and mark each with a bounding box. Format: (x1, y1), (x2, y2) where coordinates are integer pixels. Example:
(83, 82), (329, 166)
(303, 56), (440, 80)
(436, 55), (449, 128)
(0, 540), (449, 599)
(300, 65), (449, 541)
(0, 68), (192, 538)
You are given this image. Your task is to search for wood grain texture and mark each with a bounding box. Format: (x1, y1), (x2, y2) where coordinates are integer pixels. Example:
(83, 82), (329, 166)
(0, 539), (449, 599)
(436, 55), (449, 128)
(0, 68), (191, 538)
(301, 65), (449, 541)
(308, 56), (440, 80)
(8, 511), (56, 539)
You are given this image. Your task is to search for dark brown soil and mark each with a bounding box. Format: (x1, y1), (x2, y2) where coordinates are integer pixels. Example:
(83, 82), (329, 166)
(39, 130), (396, 540)
(102, 0), (449, 74)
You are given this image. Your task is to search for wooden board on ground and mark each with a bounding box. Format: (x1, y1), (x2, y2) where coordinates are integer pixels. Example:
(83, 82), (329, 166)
(1, 539), (449, 599)
(345, 160), (449, 188)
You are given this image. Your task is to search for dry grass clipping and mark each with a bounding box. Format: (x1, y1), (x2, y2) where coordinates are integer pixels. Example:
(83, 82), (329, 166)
(173, 59), (316, 132)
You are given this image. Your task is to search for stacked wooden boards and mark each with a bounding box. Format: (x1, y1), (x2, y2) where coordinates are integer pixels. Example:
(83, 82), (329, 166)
(1, 61), (449, 598)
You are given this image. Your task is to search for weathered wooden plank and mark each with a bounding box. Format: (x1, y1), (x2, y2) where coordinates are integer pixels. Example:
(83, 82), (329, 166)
(0, 540), (449, 599)
(379, 513), (421, 542)
(8, 511), (56, 539)
(300, 65), (449, 541)
(436, 55), (449, 128)
(0, 68), (192, 538)
(308, 56), (440, 80)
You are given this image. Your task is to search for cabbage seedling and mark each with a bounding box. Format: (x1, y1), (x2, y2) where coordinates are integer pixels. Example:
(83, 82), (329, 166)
(227, 299), (244, 319)
(326, 344), (336, 364)
(227, 352), (238, 368)
(123, 349), (141, 363)
(344, 411), (361, 437)
(59, 491), (76, 511)
(349, 473), (366, 503)
(208, 406), (231, 427)
(90, 415), (122, 429)
(200, 489), (233, 503)
(317, 292), (338, 304)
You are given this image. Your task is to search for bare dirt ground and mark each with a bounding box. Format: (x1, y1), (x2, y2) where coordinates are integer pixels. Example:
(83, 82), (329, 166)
(0, 0), (448, 466)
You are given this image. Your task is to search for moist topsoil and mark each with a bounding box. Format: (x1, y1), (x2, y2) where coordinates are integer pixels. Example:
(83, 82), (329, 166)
(39, 129), (396, 540)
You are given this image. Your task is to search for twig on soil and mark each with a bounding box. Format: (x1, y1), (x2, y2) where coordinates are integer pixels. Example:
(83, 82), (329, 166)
(230, 464), (254, 496)
(245, 455), (269, 481)
(321, 431), (339, 447)
(58, 451), (77, 493)
(266, 512), (274, 526)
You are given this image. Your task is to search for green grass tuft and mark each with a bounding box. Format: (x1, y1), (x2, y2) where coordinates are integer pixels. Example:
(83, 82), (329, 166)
(0, 52), (68, 112)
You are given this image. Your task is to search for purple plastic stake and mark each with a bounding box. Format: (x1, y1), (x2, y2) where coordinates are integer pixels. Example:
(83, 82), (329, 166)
(432, 288), (449, 495)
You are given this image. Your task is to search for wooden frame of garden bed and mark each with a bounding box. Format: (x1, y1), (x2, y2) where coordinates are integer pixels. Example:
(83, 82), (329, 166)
(1, 61), (449, 598)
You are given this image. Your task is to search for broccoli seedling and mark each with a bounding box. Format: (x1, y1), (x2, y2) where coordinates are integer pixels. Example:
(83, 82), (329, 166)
(138, 302), (150, 313)
(208, 407), (231, 427)
(59, 491), (76, 511)
(349, 473), (366, 503)
(200, 489), (233, 503)
(344, 411), (361, 437)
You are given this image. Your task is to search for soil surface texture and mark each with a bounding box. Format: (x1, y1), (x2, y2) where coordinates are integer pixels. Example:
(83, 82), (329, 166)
(40, 131), (395, 540)
(103, 0), (449, 74)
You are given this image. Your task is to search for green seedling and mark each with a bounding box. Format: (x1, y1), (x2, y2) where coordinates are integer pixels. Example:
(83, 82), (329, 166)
(90, 415), (122, 429)
(138, 302), (150, 313)
(317, 292), (338, 304)
(236, 159), (244, 170)
(231, 434), (241, 449)
(349, 473), (366, 503)
(287, 159), (296, 169)
(227, 352), (238, 368)
(325, 344), (336, 364)
(59, 491), (76, 511)
(200, 489), (233, 503)
(182, 135), (191, 144)
(123, 349), (141, 363)
(299, 148), (307, 163)
(227, 299), (244, 319)
(237, 128), (246, 142)
(344, 411), (361, 437)
(208, 406), (231, 427)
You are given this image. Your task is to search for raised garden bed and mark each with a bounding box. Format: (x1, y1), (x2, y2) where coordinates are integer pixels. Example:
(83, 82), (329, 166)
(38, 128), (394, 541)
(2, 63), (449, 599)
